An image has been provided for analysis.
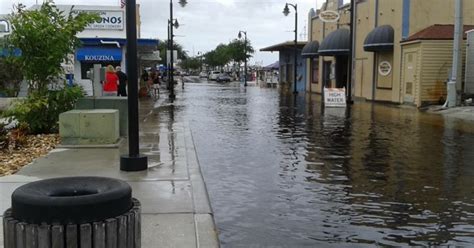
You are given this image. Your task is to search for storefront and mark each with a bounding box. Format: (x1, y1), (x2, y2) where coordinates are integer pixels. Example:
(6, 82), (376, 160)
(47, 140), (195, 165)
(306, 0), (474, 107)
(260, 41), (307, 92)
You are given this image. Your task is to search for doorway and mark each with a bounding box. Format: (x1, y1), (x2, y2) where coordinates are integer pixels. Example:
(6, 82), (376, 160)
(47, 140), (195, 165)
(403, 52), (417, 103)
(335, 56), (348, 88)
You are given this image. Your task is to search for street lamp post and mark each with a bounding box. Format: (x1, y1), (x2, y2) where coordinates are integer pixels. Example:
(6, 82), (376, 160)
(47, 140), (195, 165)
(238, 31), (248, 87)
(283, 3), (298, 94)
(168, 0), (188, 100)
(120, 0), (148, 171)
(197, 51), (203, 72)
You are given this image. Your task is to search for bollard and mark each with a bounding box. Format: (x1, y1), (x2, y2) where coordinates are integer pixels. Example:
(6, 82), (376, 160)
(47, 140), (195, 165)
(3, 177), (141, 248)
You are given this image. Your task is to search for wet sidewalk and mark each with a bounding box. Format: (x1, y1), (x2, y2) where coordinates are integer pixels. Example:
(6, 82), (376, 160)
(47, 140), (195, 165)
(0, 97), (219, 247)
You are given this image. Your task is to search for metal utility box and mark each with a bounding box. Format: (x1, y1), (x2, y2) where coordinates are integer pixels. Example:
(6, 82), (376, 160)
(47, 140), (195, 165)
(464, 30), (474, 94)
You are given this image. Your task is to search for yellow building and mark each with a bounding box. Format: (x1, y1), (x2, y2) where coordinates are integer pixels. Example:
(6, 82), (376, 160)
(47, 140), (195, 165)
(306, 0), (474, 107)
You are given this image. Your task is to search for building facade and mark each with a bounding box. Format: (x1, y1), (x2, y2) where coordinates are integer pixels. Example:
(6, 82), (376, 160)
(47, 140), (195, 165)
(306, 0), (474, 107)
(260, 41), (308, 92)
(1, 4), (158, 95)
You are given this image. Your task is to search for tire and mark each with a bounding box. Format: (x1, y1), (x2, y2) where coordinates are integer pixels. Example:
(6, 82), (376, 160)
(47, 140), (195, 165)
(11, 177), (132, 224)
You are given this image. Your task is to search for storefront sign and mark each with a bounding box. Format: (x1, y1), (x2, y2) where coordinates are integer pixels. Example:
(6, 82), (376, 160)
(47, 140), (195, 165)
(72, 10), (124, 30)
(378, 61), (392, 76)
(319, 10), (340, 23)
(324, 87), (346, 107)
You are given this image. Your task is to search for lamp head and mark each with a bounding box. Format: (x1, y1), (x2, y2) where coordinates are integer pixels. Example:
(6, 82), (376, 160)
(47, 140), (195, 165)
(173, 19), (180, 29)
(179, 0), (188, 7)
(283, 4), (290, 16)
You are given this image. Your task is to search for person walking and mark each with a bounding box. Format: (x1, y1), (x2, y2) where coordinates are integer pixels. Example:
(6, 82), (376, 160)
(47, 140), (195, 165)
(103, 65), (119, 96)
(116, 66), (128, 97)
(150, 69), (161, 98)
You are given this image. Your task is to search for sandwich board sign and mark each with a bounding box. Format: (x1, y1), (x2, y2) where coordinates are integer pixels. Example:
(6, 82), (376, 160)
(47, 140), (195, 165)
(324, 87), (346, 107)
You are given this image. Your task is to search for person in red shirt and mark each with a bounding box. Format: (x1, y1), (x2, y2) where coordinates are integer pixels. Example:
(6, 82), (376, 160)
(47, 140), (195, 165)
(103, 65), (119, 96)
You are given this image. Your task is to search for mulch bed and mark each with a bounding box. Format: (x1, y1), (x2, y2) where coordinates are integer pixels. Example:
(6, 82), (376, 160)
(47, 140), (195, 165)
(0, 134), (60, 176)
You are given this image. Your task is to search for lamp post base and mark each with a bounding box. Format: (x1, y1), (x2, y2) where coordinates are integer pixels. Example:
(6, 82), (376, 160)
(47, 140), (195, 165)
(120, 155), (148, 171)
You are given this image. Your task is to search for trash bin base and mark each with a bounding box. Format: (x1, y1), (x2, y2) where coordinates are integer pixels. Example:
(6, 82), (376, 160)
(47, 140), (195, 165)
(3, 198), (141, 248)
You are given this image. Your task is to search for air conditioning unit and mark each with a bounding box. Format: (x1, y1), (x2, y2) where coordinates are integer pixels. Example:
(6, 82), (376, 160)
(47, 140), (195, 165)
(465, 30), (474, 94)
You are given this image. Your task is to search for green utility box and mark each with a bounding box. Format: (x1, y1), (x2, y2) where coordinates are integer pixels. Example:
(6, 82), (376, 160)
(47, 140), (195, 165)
(59, 109), (120, 145)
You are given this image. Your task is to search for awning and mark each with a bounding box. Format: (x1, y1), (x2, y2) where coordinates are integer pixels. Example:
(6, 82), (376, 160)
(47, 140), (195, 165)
(76, 47), (122, 62)
(318, 29), (350, 56)
(260, 41), (307, 52)
(301, 41), (319, 58)
(364, 25), (394, 52)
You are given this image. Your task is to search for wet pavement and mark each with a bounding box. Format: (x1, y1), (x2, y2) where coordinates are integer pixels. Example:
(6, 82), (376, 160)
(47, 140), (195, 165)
(171, 79), (474, 247)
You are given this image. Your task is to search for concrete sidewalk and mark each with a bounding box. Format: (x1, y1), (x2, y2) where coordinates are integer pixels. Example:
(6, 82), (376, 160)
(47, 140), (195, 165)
(0, 99), (219, 247)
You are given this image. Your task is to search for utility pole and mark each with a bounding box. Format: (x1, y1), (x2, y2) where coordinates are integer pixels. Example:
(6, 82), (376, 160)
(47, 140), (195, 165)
(446, 0), (463, 107)
(120, 0), (148, 171)
(347, 0), (355, 104)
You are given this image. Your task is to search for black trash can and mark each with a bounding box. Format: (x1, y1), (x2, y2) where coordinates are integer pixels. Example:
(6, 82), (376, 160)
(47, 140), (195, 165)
(3, 177), (141, 248)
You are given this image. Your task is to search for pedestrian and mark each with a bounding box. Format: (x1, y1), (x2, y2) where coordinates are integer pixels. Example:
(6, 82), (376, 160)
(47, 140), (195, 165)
(116, 66), (128, 97)
(140, 69), (150, 97)
(150, 69), (160, 98)
(103, 65), (118, 96)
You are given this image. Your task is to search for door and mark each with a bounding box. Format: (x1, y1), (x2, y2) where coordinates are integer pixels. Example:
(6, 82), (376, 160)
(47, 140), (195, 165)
(323, 61), (331, 88)
(403, 52), (417, 103)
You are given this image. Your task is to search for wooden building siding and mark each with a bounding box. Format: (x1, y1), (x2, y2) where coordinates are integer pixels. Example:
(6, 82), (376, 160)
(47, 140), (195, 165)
(418, 40), (467, 105)
(400, 43), (422, 105)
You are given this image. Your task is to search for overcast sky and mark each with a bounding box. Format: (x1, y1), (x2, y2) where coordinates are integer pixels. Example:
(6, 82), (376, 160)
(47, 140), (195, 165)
(0, 0), (352, 65)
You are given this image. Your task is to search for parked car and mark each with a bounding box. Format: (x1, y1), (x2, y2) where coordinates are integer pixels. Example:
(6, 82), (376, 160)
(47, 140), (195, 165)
(199, 72), (208, 78)
(216, 73), (232, 83)
(209, 71), (221, 81)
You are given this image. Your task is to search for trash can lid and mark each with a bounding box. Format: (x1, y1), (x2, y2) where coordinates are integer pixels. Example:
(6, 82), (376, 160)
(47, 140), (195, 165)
(11, 177), (132, 224)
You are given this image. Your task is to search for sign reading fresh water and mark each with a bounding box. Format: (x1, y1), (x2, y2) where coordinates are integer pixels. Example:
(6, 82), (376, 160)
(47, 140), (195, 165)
(324, 88), (346, 107)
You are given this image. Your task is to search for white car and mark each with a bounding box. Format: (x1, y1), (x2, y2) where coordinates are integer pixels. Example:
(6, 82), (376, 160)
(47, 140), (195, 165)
(209, 71), (221, 81)
(199, 72), (208, 78)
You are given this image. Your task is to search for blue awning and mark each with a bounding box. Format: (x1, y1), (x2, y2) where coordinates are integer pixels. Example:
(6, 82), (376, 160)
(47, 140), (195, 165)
(76, 47), (122, 62)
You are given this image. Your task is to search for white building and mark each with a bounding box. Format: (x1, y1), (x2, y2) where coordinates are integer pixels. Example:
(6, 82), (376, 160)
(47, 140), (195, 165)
(2, 5), (160, 95)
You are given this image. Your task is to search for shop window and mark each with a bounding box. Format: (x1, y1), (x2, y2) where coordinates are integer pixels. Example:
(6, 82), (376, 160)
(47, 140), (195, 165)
(311, 59), (319, 84)
(0, 20), (9, 32)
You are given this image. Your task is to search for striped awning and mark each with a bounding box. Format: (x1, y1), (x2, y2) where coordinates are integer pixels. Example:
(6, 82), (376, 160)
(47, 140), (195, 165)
(318, 29), (350, 56)
(301, 41), (319, 58)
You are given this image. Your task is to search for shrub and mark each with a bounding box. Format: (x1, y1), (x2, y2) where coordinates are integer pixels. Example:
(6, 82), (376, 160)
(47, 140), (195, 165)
(0, 123), (8, 150)
(3, 85), (84, 134)
(9, 122), (29, 149)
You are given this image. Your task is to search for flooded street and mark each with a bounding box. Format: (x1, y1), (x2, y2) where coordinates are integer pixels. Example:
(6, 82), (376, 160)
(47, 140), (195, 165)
(159, 80), (474, 247)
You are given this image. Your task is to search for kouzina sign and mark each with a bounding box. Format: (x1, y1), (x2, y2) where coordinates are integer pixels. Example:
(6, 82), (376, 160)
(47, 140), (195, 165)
(319, 10), (340, 23)
(378, 61), (392, 76)
(71, 10), (124, 30)
(84, 55), (116, 61)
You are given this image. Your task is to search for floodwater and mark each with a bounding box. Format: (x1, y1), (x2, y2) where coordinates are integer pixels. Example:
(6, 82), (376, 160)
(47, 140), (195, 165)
(159, 80), (474, 247)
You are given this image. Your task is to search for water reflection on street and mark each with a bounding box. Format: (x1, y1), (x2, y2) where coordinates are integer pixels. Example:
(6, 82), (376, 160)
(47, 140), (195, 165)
(160, 81), (474, 247)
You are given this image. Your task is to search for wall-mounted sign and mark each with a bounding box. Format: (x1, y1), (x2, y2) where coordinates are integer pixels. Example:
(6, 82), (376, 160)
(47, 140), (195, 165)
(71, 10), (124, 30)
(378, 61), (392, 76)
(319, 10), (340, 23)
(324, 87), (346, 107)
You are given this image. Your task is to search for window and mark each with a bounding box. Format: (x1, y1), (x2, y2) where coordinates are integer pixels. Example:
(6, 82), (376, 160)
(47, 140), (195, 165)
(0, 20), (9, 33)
